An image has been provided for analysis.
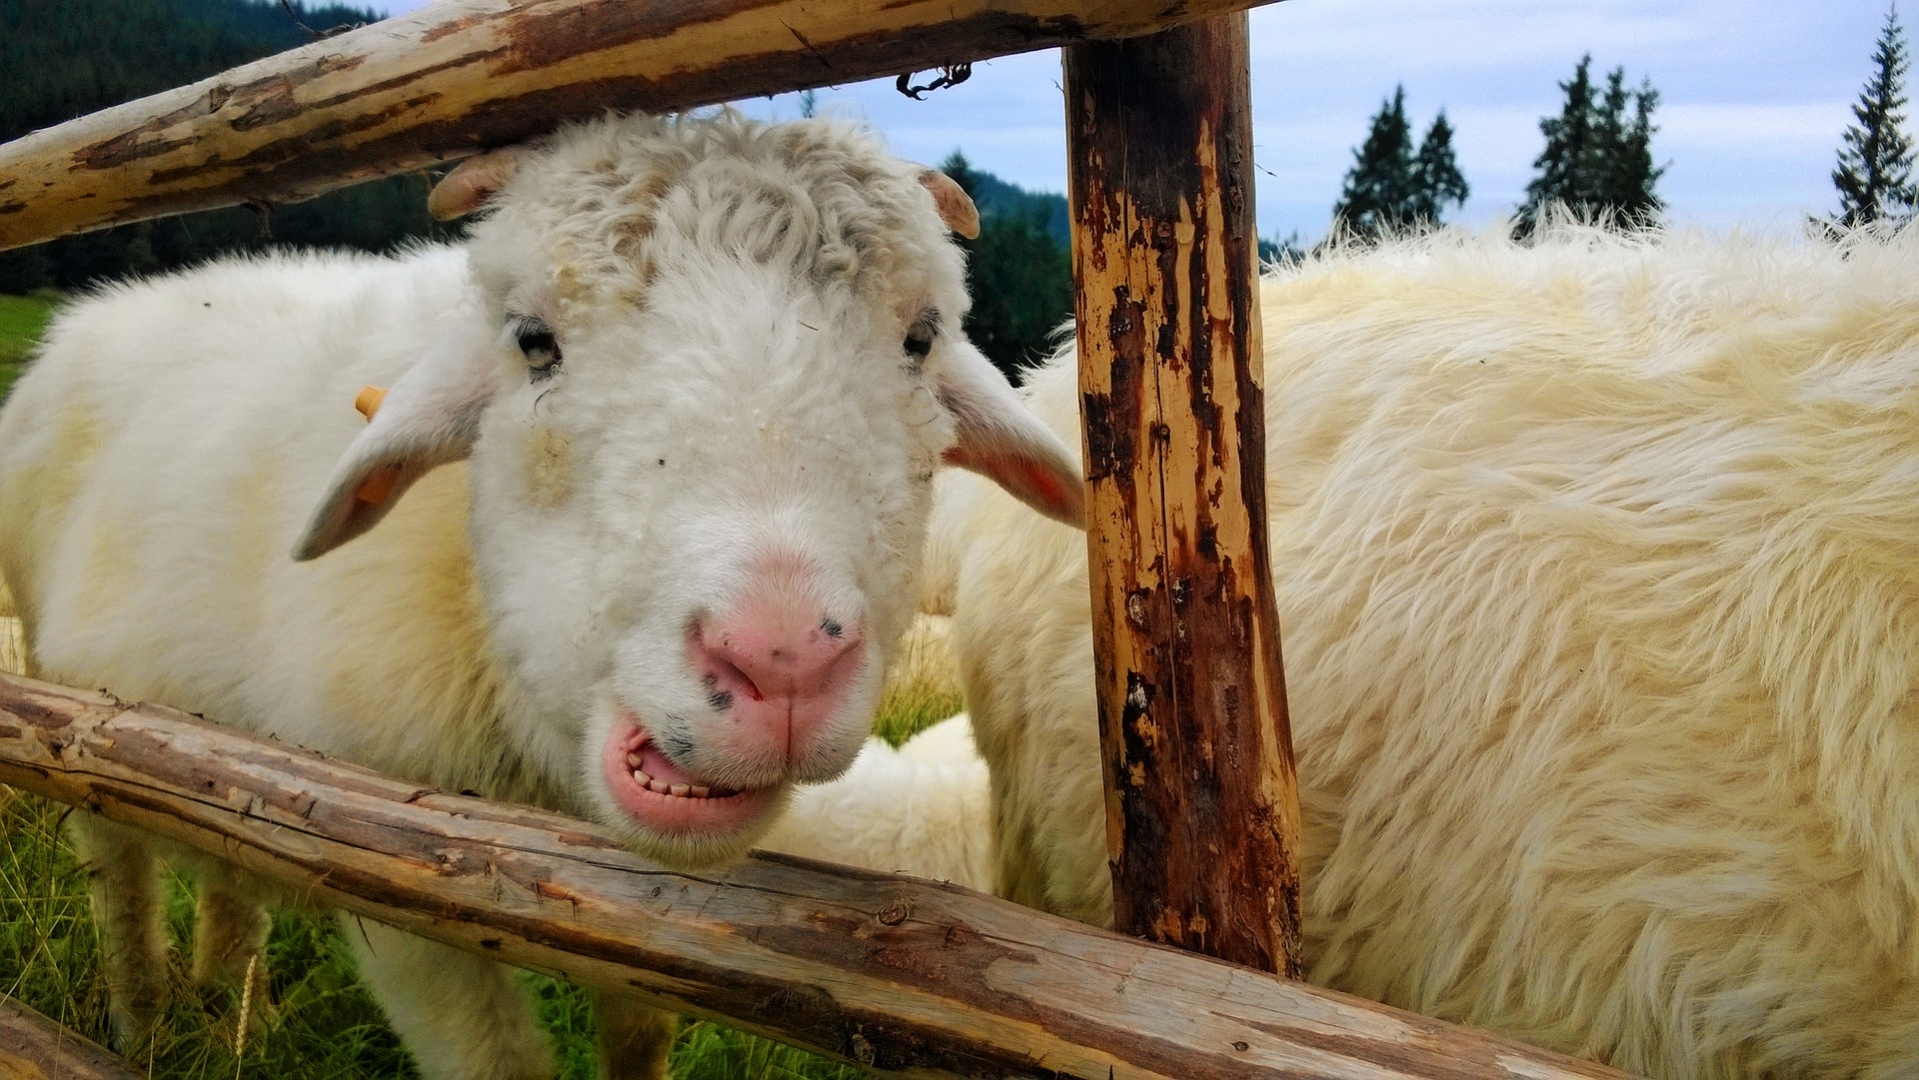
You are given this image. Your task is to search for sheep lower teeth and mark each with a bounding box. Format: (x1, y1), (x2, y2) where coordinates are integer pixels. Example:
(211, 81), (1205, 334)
(629, 767), (728, 799)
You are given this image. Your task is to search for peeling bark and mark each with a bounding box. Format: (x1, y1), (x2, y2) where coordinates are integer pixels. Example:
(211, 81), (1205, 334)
(1065, 16), (1303, 977)
(0, 671), (1624, 1080)
(0, 0), (1288, 251)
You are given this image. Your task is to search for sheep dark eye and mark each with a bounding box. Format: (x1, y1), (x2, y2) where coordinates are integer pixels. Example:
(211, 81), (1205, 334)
(904, 310), (939, 366)
(514, 320), (562, 382)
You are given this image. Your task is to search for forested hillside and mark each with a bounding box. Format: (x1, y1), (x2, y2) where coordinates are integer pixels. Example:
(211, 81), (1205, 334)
(0, 0), (457, 292)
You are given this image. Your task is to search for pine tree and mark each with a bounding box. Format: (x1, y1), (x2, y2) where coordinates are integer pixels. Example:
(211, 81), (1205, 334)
(1334, 87), (1468, 238)
(1833, 7), (1917, 228)
(1519, 56), (1662, 234)
(1409, 111), (1469, 224)
(1333, 86), (1417, 238)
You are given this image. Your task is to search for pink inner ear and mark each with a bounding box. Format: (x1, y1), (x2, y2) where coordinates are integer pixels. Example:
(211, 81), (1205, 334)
(943, 444), (1081, 525)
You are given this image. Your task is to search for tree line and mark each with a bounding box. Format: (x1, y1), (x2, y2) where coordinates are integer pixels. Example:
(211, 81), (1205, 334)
(6, 1), (1918, 383)
(0, 0), (461, 294)
(1325, 6), (1918, 245)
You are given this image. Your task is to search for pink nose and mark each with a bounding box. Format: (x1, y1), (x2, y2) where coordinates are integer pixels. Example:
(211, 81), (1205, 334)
(689, 600), (863, 764)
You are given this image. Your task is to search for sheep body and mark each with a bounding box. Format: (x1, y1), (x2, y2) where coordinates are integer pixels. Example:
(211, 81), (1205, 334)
(0, 112), (1079, 1080)
(758, 713), (993, 891)
(946, 227), (1919, 1078)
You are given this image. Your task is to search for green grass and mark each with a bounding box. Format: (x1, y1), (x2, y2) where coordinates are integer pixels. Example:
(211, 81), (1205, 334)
(1, 690), (953, 1078)
(0, 292), (59, 403)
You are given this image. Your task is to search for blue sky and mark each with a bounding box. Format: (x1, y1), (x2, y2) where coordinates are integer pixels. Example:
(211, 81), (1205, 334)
(367, 0), (1900, 244)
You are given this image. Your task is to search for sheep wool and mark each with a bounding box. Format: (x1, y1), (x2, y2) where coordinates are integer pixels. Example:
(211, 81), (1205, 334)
(944, 225), (1919, 1079)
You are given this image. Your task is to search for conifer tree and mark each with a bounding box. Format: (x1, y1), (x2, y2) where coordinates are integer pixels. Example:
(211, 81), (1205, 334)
(1833, 7), (1917, 228)
(1519, 55), (1663, 234)
(1333, 86), (1416, 238)
(1410, 111), (1470, 224)
(1334, 87), (1468, 238)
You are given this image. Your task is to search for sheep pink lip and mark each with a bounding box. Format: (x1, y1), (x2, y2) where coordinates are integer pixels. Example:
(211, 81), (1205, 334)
(601, 713), (776, 836)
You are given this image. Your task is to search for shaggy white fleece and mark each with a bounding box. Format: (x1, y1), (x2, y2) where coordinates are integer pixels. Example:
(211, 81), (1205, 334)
(758, 713), (992, 891)
(944, 225), (1919, 1079)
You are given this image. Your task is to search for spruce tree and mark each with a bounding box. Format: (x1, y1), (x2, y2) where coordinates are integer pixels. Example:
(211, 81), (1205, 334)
(1410, 111), (1470, 224)
(1333, 86), (1417, 238)
(1334, 88), (1468, 238)
(1520, 56), (1597, 233)
(1519, 56), (1662, 234)
(1833, 7), (1917, 228)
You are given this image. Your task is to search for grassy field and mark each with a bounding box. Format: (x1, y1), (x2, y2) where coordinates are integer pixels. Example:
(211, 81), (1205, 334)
(0, 292), (963, 1078)
(0, 292), (59, 402)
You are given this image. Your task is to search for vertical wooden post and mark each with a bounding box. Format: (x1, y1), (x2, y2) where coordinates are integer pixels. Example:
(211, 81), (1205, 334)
(1064, 15), (1302, 976)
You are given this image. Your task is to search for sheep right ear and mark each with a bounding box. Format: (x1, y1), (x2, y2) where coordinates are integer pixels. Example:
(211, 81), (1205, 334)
(937, 340), (1085, 529)
(428, 146), (532, 220)
(292, 323), (498, 561)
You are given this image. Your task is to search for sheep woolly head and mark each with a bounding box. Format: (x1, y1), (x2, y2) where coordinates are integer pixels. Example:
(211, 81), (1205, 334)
(291, 112), (1080, 867)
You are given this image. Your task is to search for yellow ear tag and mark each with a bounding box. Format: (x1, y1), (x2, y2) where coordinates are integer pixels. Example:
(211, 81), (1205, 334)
(354, 385), (388, 421)
(351, 387), (393, 504)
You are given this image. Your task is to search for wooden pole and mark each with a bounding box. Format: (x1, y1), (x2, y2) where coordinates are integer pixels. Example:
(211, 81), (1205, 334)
(0, 998), (143, 1080)
(0, 0), (1286, 252)
(1064, 15), (1302, 976)
(0, 671), (1625, 1080)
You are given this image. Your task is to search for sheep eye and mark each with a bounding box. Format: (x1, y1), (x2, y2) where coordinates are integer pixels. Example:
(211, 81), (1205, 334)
(904, 310), (938, 366)
(514, 320), (562, 382)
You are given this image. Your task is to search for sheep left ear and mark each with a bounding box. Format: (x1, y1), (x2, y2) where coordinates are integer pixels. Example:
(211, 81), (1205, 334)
(292, 322), (498, 561)
(428, 146), (532, 220)
(937, 340), (1084, 529)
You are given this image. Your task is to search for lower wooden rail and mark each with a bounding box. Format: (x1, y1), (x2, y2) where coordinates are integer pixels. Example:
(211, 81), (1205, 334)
(0, 998), (142, 1080)
(0, 672), (1625, 1079)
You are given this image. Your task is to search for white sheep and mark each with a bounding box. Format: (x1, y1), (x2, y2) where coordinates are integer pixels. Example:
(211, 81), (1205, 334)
(0, 111), (1081, 1080)
(942, 226), (1919, 1079)
(758, 712), (993, 892)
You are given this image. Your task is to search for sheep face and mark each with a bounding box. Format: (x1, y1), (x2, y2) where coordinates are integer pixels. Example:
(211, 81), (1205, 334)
(293, 114), (1081, 866)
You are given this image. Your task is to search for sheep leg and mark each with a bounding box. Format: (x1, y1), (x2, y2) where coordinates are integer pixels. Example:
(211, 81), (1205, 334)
(594, 991), (675, 1080)
(191, 862), (274, 1029)
(341, 914), (553, 1080)
(69, 816), (169, 1051)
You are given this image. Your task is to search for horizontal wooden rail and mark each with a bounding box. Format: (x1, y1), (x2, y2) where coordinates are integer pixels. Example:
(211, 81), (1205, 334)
(0, 0), (1281, 251)
(0, 671), (1626, 1079)
(0, 997), (143, 1080)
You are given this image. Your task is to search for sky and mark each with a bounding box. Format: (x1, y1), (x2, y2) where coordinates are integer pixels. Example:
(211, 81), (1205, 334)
(366, 0), (1898, 244)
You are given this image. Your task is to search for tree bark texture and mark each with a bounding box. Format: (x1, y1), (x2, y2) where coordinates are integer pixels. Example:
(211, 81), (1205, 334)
(1064, 16), (1303, 977)
(0, 0), (1287, 251)
(0, 999), (143, 1080)
(0, 671), (1627, 1080)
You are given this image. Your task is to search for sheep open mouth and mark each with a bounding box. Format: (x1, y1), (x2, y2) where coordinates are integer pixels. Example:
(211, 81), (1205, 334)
(619, 727), (739, 799)
(601, 713), (777, 836)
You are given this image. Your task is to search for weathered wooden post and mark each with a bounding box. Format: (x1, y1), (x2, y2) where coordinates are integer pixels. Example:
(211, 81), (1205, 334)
(1064, 15), (1302, 975)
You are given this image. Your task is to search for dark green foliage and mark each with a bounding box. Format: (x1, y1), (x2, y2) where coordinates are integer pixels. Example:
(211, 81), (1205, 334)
(1332, 86), (1469, 239)
(1518, 56), (1664, 234)
(1258, 232), (1306, 268)
(1834, 7), (1918, 228)
(941, 152), (1074, 384)
(1410, 112), (1469, 224)
(0, 0), (459, 293)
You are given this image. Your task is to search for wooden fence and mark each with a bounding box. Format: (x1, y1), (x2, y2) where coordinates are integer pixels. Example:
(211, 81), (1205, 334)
(0, 0), (1623, 1076)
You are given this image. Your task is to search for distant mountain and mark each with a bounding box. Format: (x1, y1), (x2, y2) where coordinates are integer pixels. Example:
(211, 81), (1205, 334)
(964, 170), (1071, 247)
(1, 0), (375, 144)
(0, 0), (445, 293)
